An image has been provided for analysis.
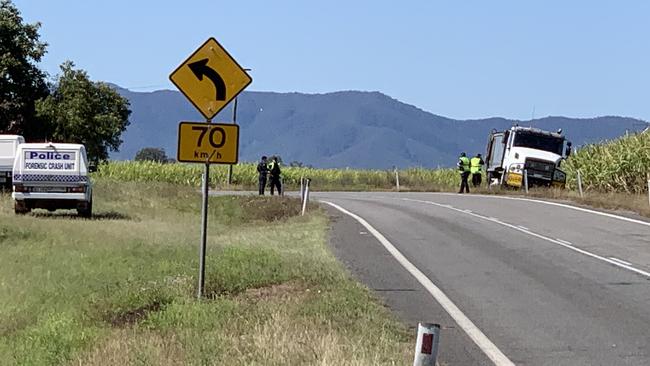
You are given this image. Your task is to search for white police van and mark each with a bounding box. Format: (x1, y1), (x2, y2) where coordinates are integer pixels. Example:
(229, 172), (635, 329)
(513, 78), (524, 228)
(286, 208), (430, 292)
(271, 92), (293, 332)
(0, 135), (25, 189)
(12, 143), (93, 217)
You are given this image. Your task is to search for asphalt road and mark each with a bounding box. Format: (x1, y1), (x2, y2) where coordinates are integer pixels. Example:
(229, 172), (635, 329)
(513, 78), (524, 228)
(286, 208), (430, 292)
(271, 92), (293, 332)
(315, 192), (650, 366)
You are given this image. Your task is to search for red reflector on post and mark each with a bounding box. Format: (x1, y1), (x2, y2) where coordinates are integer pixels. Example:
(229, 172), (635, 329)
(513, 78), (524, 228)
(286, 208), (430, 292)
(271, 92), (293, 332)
(421, 333), (434, 354)
(413, 323), (440, 365)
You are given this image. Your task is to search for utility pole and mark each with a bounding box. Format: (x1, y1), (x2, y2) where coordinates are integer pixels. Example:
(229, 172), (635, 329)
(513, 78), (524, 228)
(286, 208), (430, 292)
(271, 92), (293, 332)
(227, 68), (251, 186)
(227, 97), (238, 185)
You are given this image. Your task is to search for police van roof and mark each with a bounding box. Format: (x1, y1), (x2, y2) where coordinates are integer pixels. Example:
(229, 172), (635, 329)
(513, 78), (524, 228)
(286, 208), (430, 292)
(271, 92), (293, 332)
(0, 135), (24, 139)
(17, 143), (85, 150)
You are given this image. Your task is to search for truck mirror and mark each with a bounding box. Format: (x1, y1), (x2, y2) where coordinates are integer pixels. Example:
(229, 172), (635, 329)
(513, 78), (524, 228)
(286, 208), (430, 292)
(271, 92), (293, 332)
(88, 164), (97, 173)
(565, 142), (573, 157)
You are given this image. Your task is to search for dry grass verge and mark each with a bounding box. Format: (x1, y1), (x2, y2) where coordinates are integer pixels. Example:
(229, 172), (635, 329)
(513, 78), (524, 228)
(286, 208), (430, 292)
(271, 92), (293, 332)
(470, 186), (650, 219)
(534, 190), (650, 218)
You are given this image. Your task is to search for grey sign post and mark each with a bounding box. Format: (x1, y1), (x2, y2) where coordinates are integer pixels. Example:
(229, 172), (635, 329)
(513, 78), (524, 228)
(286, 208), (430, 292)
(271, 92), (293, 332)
(198, 145), (210, 298)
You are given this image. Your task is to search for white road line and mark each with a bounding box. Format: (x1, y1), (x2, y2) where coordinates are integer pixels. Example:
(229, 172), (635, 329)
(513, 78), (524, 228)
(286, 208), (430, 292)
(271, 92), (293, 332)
(609, 257), (632, 266)
(517, 225), (530, 231)
(402, 198), (650, 279)
(556, 239), (573, 246)
(464, 209), (473, 214)
(322, 200), (516, 366)
(425, 192), (650, 228)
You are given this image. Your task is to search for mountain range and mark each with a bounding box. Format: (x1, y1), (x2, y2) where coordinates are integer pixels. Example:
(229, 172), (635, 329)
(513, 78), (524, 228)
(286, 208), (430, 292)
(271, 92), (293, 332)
(112, 86), (649, 169)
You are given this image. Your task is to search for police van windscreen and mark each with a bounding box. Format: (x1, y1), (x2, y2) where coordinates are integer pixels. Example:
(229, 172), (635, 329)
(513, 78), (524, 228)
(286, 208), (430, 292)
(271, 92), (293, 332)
(0, 141), (14, 158)
(513, 132), (563, 155)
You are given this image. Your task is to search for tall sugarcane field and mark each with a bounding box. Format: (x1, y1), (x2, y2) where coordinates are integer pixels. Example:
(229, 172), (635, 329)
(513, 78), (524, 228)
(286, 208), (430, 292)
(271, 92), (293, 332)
(97, 130), (650, 195)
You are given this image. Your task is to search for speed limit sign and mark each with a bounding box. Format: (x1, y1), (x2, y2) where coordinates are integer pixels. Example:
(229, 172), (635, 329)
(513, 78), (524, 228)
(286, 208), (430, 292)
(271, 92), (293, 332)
(176, 122), (239, 164)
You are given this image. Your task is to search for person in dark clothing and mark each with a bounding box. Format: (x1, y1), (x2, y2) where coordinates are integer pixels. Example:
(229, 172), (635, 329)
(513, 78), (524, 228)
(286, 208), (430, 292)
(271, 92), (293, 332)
(457, 152), (471, 194)
(268, 156), (282, 196)
(257, 156), (269, 195)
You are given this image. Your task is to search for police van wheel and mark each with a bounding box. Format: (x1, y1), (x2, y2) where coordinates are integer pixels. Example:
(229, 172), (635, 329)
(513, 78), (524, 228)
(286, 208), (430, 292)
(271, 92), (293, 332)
(78, 200), (92, 218)
(14, 201), (29, 215)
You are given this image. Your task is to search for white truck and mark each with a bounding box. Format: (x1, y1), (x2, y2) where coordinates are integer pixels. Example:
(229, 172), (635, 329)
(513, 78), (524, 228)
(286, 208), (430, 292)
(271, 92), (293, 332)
(0, 135), (25, 189)
(485, 126), (572, 188)
(12, 143), (93, 217)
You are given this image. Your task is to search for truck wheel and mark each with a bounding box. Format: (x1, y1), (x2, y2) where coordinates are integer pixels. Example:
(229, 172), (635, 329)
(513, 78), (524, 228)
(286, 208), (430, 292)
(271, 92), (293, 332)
(78, 200), (93, 218)
(14, 201), (29, 215)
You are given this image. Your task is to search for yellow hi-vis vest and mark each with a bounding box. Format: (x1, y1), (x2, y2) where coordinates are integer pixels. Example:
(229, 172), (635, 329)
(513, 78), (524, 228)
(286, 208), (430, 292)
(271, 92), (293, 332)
(459, 156), (470, 173)
(470, 157), (483, 174)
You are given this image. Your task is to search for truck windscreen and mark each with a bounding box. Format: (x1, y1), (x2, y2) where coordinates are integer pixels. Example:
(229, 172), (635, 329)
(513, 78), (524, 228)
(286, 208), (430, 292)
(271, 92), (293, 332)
(513, 133), (563, 155)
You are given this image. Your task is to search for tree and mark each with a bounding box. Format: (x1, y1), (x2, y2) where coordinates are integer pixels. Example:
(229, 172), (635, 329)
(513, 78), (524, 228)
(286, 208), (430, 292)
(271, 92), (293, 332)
(0, 0), (49, 138)
(135, 147), (168, 163)
(36, 61), (131, 163)
(288, 160), (312, 168)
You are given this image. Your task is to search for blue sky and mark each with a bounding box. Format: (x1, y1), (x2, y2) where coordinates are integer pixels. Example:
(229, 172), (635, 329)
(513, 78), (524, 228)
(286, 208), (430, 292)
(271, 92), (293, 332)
(15, 0), (650, 121)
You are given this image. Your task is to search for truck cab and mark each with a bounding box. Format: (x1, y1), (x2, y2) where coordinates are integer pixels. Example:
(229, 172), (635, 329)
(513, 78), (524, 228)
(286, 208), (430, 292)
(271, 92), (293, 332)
(486, 126), (571, 188)
(12, 143), (93, 217)
(0, 135), (25, 189)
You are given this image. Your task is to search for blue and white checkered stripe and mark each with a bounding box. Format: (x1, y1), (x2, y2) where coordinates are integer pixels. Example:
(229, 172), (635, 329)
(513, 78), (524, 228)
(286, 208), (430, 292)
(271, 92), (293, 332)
(13, 174), (88, 183)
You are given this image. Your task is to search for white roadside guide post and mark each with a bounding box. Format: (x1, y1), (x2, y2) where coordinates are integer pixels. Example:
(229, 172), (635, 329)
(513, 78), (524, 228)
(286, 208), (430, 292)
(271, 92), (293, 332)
(523, 169), (529, 194)
(577, 170), (584, 198)
(394, 166), (400, 191)
(647, 173), (650, 206)
(169, 37), (252, 299)
(301, 178), (311, 216)
(413, 323), (440, 366)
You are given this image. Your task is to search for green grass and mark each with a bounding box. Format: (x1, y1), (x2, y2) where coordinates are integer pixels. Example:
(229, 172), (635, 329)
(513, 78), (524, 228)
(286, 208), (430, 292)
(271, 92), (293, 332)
(0, 181), (411, 365)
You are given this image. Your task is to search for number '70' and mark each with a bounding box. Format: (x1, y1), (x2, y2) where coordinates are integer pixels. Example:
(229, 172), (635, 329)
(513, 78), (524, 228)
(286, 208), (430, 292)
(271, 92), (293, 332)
(192, 126), (226, 148)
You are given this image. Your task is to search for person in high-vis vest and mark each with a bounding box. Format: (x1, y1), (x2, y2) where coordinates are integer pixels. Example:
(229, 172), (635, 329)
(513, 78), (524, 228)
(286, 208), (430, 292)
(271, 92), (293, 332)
(457, 152), (471, 193)
(470, 153), (485, 188)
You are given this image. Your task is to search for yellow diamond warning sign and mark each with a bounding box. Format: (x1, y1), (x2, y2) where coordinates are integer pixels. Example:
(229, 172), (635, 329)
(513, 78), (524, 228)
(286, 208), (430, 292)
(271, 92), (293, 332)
(169, 38), (252, 120)
(177, 122), (239, 164)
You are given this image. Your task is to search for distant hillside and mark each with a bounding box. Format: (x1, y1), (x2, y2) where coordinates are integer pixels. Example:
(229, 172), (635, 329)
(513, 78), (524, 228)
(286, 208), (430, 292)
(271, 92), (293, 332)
(112, 87), (649, 169)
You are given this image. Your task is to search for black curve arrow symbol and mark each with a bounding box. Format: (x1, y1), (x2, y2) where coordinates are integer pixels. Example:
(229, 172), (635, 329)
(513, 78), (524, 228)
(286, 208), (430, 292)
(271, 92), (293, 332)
(188, 58), (226, 101)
